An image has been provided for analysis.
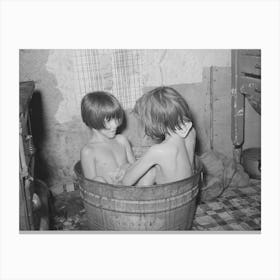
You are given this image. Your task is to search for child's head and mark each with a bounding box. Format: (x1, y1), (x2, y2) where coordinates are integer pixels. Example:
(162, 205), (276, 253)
(134, 87), (192, 141)
(81, 91), (124, 131)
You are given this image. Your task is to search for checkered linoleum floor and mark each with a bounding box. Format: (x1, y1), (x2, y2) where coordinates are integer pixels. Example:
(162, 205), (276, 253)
(192, 179), (261, 231)
(52, 179), (261, 231)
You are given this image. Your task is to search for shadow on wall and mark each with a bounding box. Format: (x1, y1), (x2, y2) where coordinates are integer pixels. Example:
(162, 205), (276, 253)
(30, 90), (51, 182)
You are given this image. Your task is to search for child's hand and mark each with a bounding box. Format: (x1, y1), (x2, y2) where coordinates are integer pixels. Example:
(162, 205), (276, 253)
(115, 168), (126, 182)
(108, 167), (126, 184)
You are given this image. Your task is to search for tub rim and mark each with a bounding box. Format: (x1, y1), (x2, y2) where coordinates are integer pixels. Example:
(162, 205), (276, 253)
(74, 157), (203, 190)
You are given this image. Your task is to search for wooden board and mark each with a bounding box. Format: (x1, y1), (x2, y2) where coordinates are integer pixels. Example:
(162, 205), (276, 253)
(212, 67), (232, 157)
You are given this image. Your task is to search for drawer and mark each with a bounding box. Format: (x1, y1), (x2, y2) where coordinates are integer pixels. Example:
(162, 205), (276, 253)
(239, 76), (261, 114)
(239, 76), (261, 95)
(238, 49), (261, 56)
(238, 54), (261, 76)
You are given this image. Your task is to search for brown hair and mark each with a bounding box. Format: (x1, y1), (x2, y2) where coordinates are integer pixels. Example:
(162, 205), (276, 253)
(134, 87), (192, 141)
(81, 91), (124, 129)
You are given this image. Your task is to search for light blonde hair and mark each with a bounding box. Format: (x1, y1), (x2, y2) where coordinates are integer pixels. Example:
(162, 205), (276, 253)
(134, 87), (192, 141)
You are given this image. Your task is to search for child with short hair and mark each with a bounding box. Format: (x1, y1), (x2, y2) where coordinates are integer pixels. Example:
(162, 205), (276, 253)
(80, 91), (135, 184)
(122, 86), (196, 186)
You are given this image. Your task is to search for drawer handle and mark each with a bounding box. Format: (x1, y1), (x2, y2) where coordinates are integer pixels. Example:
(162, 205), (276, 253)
(255, 63), (261, 69)
(240, 84), (261, 95)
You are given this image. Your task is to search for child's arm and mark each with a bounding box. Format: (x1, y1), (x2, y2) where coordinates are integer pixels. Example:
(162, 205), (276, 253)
(174, 120), (196, 168)
(122, 145), (158, 186)
(184, 127), (196, 168)
(116, 134), (136, 163)
(136, 166), (156, 186)
(80, 146), (106, 182)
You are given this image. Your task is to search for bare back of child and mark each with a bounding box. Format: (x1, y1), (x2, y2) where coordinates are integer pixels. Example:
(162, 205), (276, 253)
(128, 132), (192, 185)
(122, 87), (196, 186)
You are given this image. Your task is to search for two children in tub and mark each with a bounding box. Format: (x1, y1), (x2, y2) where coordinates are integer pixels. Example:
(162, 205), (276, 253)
(80, 87), (196, 186)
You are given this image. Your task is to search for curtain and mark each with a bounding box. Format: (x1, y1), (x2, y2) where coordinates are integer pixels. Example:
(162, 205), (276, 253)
(73, 49), (144, 109)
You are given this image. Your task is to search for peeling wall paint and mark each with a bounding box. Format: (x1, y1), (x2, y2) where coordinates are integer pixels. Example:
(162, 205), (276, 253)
(19, 49), (87, 187)
(19, 49), (259, 188)
(46, 50), (80, 123)
(142, 49), (230, 86)
(45, 49), (230, 124)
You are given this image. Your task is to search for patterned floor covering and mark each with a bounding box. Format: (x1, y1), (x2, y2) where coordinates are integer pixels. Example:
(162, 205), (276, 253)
(51, 179), (261, 231)
(192, 179), (261, 231)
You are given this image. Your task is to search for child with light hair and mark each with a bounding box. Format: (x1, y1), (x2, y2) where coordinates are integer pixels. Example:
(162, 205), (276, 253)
(122, 86), (196, 186)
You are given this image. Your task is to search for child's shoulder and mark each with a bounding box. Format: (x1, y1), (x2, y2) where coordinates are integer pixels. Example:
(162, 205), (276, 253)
(147, 142), (167, 156)
(141, 143), (170, 165)
(80, 142), (97, 158)
(148, 139), (183, 159)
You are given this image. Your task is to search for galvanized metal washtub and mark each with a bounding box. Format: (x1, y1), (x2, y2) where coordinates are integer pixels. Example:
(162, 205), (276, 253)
(74, 157), (202, 231)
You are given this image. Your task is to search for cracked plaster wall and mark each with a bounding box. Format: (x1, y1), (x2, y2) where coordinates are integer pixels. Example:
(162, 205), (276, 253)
(19, 49), (260, 187)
